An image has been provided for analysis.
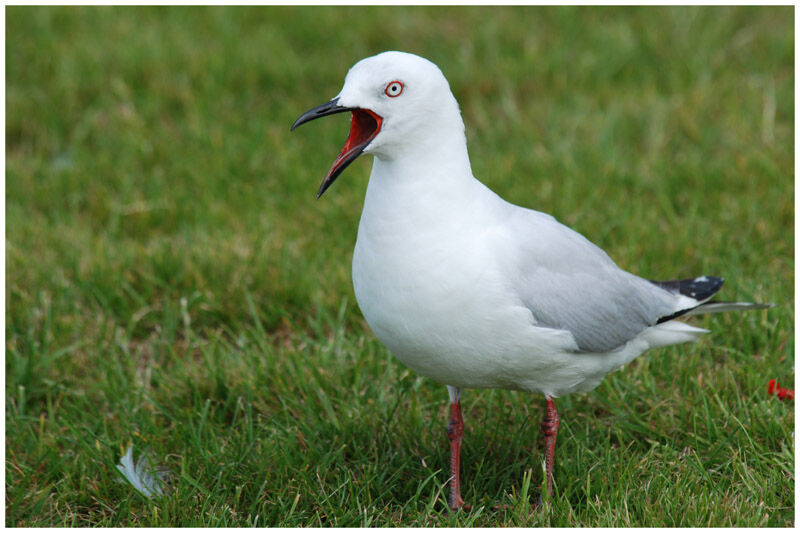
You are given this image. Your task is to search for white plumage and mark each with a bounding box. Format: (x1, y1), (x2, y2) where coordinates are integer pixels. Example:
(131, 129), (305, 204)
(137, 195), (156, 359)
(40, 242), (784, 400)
(292, 50), (769, 510)
(342, 51), (708, 397)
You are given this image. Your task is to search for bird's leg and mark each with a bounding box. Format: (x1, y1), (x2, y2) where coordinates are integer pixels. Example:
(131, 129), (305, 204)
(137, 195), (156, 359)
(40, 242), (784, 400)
(540, 395), (560, 499)
(446, 386), (465, 511)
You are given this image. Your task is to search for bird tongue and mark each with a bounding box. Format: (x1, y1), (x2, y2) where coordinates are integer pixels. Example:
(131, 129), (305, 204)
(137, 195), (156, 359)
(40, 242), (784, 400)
(318, 109), (382, 197)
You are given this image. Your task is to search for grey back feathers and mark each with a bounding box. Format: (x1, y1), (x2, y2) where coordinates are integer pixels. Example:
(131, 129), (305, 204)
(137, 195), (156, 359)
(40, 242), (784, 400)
(503, 209), (771, 353)
(504, 208), (684, 353)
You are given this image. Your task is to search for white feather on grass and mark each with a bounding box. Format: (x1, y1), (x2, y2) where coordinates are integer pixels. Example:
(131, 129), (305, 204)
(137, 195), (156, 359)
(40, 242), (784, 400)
(116, 444), (166, 498)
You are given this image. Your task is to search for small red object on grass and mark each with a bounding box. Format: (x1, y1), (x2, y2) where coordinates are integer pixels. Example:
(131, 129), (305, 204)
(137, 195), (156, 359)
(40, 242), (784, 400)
(767, 379), (794, 401)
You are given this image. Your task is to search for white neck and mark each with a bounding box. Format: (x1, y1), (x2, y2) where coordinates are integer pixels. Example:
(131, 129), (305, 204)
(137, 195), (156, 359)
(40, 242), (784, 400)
(369, 119), (474, 193)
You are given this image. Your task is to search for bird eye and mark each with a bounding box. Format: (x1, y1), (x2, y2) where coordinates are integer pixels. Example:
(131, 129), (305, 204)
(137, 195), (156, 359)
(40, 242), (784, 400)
(385, 81), (403, 98)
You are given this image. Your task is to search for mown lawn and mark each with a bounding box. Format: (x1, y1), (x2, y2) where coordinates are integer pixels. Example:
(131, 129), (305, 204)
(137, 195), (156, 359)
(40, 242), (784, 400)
(6, 6), (794, 526)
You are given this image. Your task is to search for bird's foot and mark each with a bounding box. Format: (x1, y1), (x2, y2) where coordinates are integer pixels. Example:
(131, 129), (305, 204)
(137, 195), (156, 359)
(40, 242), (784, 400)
(448, 493), (469, 512)
(448, 502), (471, 513)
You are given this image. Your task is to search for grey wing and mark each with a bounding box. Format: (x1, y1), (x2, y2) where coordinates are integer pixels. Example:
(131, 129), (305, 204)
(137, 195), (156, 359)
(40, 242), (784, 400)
(501, 209), (685, 353)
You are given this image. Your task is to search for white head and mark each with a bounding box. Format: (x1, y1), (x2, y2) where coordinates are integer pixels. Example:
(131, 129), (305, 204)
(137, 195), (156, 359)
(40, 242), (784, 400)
(292, 51), (466, 197)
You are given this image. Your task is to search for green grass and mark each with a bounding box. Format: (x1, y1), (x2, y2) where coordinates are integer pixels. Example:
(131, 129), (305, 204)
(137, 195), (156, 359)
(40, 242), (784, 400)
(6, 5), (794, 527)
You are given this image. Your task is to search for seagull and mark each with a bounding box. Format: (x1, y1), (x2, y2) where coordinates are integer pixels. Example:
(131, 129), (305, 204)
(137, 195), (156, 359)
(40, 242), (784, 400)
(291, 51), (770, 511)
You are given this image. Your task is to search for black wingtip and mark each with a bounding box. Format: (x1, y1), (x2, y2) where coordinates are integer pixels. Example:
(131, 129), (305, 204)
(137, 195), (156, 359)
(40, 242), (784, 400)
(650, 276), (725, 301)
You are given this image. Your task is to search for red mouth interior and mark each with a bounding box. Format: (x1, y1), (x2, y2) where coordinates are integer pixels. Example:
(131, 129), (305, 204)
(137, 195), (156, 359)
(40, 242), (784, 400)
(330, 109), (383, 171)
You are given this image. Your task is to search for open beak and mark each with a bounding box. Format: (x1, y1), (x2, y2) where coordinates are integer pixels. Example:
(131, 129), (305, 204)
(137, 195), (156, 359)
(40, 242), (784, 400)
(292, 98), (383, 198)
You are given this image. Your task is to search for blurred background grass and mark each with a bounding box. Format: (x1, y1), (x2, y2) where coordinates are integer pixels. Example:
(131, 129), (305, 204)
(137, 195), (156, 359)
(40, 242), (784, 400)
(6, 6), (794, 526)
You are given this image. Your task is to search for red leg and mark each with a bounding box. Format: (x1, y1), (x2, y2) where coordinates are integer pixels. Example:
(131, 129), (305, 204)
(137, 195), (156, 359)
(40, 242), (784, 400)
(540, 396), (560, 499)
(446, 390), (465, 510)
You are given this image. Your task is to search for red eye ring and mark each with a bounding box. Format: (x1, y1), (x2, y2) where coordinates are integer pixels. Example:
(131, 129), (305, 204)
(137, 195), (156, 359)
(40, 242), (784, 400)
(385, 81), (404, 97)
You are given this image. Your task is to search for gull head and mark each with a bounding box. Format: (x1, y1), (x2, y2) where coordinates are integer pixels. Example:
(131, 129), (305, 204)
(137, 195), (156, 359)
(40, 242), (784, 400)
(292, 51), (464, 198)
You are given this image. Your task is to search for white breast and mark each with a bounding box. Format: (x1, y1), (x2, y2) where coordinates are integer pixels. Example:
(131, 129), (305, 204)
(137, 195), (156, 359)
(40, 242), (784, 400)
(351, 161), (587, 393)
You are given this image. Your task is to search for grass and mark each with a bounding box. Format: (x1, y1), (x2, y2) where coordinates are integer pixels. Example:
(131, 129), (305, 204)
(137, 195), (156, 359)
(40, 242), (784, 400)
(5, 5), (794, 527)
